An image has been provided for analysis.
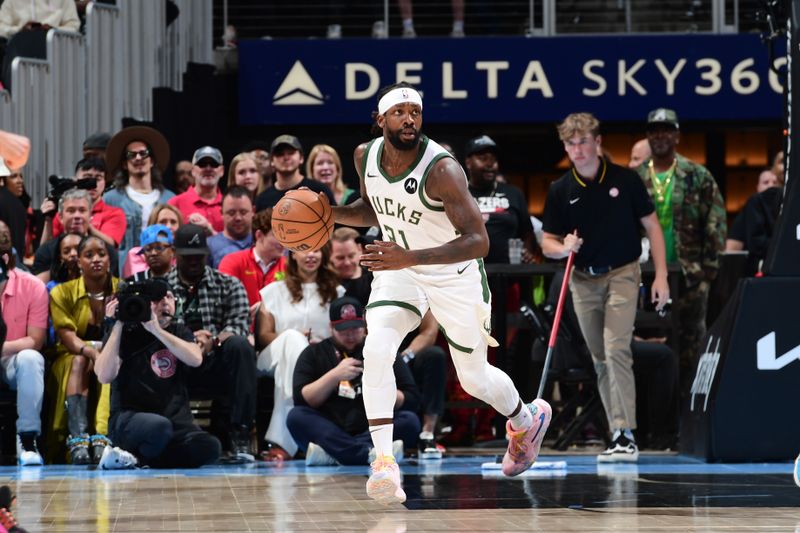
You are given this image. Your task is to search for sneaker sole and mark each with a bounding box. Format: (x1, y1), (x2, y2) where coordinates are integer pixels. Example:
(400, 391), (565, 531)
(502, 400), (552, 477)
(420, 451), (443, 460)
(366, 475), (406, 505)
(597, 452), (639, 463)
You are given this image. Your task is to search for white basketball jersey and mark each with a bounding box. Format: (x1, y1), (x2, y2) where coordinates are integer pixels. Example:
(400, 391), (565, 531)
(363, 136), (461, 261)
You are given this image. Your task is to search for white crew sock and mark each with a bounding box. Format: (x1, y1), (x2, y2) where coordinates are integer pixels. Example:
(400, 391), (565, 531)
(369, 423), (395, 459)
(508, 401), (533, 431)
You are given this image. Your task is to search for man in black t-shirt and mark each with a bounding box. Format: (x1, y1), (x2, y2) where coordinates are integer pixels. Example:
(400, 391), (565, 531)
(94, 279), (221, 468)
(286, 297), (420, 466)
(465, 135), (537, 264)
(254, 135), (335, 212)
(541, 112), (669, 464)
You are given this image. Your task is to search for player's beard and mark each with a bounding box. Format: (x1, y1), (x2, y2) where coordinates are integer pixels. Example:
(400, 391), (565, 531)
(387, 126), (420, 151)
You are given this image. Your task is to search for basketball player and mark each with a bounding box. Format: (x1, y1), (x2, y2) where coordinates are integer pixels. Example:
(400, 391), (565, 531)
(331, 82), (551, 505)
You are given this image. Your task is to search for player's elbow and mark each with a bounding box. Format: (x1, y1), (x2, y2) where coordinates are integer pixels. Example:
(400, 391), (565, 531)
(475, 234), (490, 258)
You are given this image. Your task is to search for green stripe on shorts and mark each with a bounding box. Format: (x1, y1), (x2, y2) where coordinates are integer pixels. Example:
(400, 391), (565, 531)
(477, 258), (490, 304)
(365, 300), (422, 317)
(438, 326), (473, 354)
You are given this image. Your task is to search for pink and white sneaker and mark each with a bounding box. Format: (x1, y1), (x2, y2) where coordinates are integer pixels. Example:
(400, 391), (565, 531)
(502, 399), (552, 477)
(366, 456), (406, 504)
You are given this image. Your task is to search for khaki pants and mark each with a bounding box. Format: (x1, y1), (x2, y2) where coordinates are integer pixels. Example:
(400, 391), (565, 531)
(570, 261), (640, 430)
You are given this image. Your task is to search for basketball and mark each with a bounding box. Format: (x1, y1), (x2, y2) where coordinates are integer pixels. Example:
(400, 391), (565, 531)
(271, 189), (334, 252)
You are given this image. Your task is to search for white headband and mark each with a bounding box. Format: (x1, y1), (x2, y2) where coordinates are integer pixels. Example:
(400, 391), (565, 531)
(378, 88), (423, 115)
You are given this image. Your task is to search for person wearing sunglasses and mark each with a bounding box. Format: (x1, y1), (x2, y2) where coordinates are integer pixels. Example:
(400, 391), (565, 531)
(103, 126), (175, 274)
(168, 146), (225, 236)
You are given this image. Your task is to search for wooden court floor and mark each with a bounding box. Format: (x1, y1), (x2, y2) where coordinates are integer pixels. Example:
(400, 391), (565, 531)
(3, 452), (799, 532)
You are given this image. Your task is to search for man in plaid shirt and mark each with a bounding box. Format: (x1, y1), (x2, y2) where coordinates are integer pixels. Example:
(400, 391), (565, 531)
(166, 224), (257, 462)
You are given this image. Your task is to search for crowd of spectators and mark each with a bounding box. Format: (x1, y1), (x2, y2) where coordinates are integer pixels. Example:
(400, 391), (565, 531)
(0, 99), (782, 467)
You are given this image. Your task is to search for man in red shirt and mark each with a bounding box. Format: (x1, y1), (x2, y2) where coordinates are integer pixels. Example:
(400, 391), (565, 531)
(218, 208), (286, 308)
(47, 157), (126, 248)
(168, 146), (224, 235)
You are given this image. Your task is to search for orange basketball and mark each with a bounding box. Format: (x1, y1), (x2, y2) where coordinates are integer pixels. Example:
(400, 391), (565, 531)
(271, 189), (333, 252)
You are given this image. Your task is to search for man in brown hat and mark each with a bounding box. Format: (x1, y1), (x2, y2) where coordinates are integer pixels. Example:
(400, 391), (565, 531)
(103, 126), (175, 272)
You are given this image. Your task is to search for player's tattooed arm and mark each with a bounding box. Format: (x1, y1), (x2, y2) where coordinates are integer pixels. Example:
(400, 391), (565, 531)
(331, 143), (379, 227)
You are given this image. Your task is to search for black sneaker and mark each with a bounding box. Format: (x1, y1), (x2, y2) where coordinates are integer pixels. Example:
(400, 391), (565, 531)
(597, 433), (639, 463)
(67, 434), (92, 465)
(229, 426), (255, 463)
(417, 432), (443, 460)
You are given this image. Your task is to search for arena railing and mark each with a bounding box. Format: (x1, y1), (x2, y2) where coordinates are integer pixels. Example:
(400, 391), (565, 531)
(165, 0), (214, 91)
(85, 2), (124, 136)
(120, 0), (166, 121)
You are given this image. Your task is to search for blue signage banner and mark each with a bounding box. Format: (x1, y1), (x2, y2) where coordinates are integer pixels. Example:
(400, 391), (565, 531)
(238, 34), (785, 125)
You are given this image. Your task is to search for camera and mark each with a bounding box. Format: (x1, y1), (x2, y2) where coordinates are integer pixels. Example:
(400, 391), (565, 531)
(116, 280), (168, 323)
(43, 175), (98, 217)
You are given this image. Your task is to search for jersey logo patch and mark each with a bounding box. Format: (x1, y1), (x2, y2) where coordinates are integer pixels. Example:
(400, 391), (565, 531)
(569, 197), (580, 205)
(150, 349), (177, 379)
(609, 187), (620, 198)
(404, 178), (418, 194)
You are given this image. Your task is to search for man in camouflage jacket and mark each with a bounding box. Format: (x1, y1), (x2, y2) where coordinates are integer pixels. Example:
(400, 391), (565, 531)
(636, 108), (727, 388)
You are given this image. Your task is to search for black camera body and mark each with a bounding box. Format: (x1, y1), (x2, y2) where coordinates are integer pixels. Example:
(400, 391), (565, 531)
(44, 175), (98, 217)
(116, 280), (168, 323)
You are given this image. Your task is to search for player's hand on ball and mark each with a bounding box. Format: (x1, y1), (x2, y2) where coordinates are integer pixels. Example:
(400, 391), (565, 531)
(361, 240), (414, 271)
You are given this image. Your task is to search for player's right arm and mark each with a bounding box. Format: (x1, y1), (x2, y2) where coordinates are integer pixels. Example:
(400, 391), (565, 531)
(331, 143), (379, 228)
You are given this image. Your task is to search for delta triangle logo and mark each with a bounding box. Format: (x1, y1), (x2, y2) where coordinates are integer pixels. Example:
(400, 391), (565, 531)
(273, 60), (324, 106)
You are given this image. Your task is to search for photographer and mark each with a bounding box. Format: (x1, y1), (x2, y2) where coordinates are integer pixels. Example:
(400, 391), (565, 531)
(33, 189), (119, 282)
(94, 279), (221, 469)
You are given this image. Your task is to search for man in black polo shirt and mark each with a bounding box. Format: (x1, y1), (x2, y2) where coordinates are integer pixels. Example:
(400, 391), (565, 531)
(541, 112), (669, 463)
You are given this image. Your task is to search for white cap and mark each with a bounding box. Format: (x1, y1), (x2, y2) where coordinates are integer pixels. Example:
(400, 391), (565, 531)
(0, 157), (10, 177)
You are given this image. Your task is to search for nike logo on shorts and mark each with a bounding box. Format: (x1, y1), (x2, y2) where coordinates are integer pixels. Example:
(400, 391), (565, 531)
(457, 263), (470, 275)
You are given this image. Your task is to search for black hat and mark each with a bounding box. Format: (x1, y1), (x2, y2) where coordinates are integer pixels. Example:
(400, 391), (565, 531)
(270, 134), (303, 154)
(464, 135), (498, 158)
(173, 224), (209, 255)
(329, 296), (366, 331)
(83, 132), (111, 150)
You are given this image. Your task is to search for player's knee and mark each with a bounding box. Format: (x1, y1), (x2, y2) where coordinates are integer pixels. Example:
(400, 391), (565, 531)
(457, 364), (491, 400)
(363, 327), (402, 386)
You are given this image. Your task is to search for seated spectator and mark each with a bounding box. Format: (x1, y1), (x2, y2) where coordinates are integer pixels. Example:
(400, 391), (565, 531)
(168, 146), (224, 236)
(0, 164), (38, 264)
(127, 225), (174, 281)
(82, 132), (111, 161)
(165, 224), (256, 462)
(0, 156), (28, 263)
(34, 189), (119, 283)
(47, 235), (118, 464)
(94, 278), (221, 469)
(0, 0), (80, 90)
(207, 186), (253, 268)
(45, 157), (127, 249)
(0, 221), (48, 465)
(103, 126), (175, 269)
(254, 135), (334, 212)
(330, 227), (371, 306)
(288, 297), (420, 466)
(241, 140), (274, 191)
(218, 208), (286, 307)
(726, 163), (783, 255)
(397, 0), (464, 37)
(256, 243), (343, 461)
(122, 203), (182, 277)
(46, 232), (82, 291)
(307, 144), (359, 206)
(173, 160), (194, 194)
(227, 153), (265, 200)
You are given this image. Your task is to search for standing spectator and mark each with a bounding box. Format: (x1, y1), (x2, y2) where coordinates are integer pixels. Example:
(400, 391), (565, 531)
(542, 112), (669, 462)
(165, 224), (257, 462)
(634, 108), (726, 384)
(82, 132), (111, 161)
(95, 279), (221, 469)
(0, 156), (28, 262)
(168, 146), (225, 235)
(122, 203), (182, 278)
(206, 187), (253, 268)
(254, 135), (334, 212)
(218, 208), (286, 307)
(173, 160), (194, 194)
(628, 138), (651, 169)
(0, 222), (47, 465)
(307, 144), (359, 206)
(287, 296), (420, 466)
(227, 153), (265, 200)
(48, 235), (118, 464)
(33, 189), (119, 283)
(47, 157), (127, 249)
(464, 135), (537, 264)
(397, 0), (465, 37)
(103, 126), (175, 269)
(256, 243), (344, 461)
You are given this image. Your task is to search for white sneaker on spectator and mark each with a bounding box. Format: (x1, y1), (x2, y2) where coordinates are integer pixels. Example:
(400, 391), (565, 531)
(16, 433), (43, 466)
(368, 440), (404, 464)
(597, 431), (639, 463)
(450, 27), (465, 37)
(305, 443), (339, 466)
(99, 446), (138, 470)
(372, 20), (388, 38)
(327, 24), (342, 39)
(402, 27), (417, 38)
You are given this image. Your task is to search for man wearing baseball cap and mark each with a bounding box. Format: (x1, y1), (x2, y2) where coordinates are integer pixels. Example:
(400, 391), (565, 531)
(634, 108), (726, 389)
(127, 224), (175, 280)
(169, 146), (225, 235)
(254, 134), (335, 212)
(165, 224), (257, 462)
(286, 296), (421, 466)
